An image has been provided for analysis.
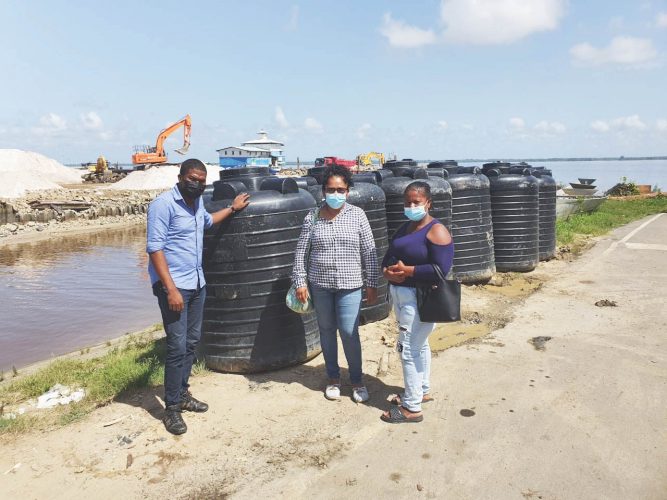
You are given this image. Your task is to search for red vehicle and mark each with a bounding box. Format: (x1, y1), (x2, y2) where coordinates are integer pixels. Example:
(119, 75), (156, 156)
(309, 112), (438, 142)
(314, 156), (357, 170)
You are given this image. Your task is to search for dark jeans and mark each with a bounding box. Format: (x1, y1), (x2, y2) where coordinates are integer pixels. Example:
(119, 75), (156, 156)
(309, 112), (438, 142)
(154, 283), (206, 407)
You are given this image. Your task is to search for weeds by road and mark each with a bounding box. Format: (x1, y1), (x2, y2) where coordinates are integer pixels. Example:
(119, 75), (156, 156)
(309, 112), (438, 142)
(0, 326), (209, 436)
(557, 195), (666, 249)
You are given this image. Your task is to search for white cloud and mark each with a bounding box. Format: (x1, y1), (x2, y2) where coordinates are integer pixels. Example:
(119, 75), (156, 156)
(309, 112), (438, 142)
(437, 120), (448, 131)
(39, 113), (67, 131)
(440, 0), (566, 45)
(379, 12), (437, 48)
(357, 123), (372, 139)
(286, 5), (299, 31)
(274, 106), (290, 129)
(80, 111), (103, 130)
(508, 117), (525, 130)
(304, 117), (323, 133)
(590, 120), (611, 132)
(534, 120), (566, 134)
(570, 36), (658, 67)
(611, 114), (647, 130)
(657, 12), (667, 28)
(591, 115), (647, 133)
(657, 119), (667, 132)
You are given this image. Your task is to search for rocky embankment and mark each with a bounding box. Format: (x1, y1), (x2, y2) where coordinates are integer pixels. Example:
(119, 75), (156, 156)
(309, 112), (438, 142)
(0, 188), (162, 240)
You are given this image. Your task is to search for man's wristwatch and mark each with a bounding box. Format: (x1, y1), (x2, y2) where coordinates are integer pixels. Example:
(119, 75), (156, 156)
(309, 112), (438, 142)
(229, 205), (237, 214)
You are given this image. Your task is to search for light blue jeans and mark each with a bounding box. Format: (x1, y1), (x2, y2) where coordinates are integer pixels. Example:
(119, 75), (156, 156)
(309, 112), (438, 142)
(310, 285), (363, 384)
(390, 285), (436, 412)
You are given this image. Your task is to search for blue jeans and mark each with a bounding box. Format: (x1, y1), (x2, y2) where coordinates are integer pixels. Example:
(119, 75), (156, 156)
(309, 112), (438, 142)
(310, 285), (363, 385)
(154, 283), (206, 407)
(390, 285), (435, 412)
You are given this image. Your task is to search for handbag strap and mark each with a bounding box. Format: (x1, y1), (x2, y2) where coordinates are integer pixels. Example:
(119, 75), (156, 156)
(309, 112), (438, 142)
(431, 263), (447, 282)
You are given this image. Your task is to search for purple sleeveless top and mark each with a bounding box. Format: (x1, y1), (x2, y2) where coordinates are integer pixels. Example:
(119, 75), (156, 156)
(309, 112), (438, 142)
(381, 219), (454, 288)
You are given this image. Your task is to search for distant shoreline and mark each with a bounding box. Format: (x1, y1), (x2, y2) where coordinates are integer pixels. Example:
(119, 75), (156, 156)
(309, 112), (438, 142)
(65, 156), (667, 168)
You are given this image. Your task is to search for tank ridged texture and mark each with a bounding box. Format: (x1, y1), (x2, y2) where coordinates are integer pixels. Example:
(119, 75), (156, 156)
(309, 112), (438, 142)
(203, 169), (320, 373)
(377, 172), (452, 237)
(521, 167), (557, 261)
(445, 166), (496, 283)
(483, 165), (539, 272)
(347, 184), (391, 324)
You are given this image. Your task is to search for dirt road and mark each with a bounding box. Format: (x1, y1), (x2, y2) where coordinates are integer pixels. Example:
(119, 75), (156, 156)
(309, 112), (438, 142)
(2, 214), (665, 499)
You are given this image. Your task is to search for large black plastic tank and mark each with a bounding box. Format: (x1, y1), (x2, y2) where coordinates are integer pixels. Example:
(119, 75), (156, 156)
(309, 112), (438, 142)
(385, 159), (418, 178)
(202, 168), (320, 373)
(483, 166), (539, 272)
(409, 169), (453, 231)
(347, 183), (391, 324)
(522, 167), (557, 261)
(307, 167), (327, 184)
(427, 160), (458, 169)
(378, 170), (452, 237)
(446, 166), (495, 283)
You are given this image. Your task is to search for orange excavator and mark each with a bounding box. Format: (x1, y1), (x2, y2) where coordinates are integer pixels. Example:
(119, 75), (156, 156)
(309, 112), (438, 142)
(132, 114), (191, 165)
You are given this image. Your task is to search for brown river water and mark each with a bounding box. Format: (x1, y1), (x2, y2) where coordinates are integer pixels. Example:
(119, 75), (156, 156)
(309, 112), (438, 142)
(0, 226), (161, 373)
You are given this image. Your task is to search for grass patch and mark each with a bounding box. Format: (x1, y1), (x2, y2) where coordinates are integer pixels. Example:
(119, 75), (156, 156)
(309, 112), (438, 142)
(0, 330), (170, 436)
(557, 195), (667, 248)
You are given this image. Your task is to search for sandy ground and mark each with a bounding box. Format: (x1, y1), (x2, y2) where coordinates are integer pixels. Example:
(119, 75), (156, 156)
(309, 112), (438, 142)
(1, 214), (665, 499)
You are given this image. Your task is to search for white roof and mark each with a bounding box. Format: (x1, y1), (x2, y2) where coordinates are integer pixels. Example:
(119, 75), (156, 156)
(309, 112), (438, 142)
(241, 130), (284, 146)
(216, 146), (269, 153)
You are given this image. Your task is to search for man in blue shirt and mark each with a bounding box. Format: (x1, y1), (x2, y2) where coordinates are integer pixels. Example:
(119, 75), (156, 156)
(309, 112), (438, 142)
(147, 158), (249, 435)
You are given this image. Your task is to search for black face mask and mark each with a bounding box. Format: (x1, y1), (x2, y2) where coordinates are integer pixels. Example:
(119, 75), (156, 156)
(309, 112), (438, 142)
(180, 180), (205, 199)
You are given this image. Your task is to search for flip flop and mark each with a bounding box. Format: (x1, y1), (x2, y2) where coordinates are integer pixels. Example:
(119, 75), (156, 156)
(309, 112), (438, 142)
(380, 405), (423, 424)
(390, 395), (434, 406)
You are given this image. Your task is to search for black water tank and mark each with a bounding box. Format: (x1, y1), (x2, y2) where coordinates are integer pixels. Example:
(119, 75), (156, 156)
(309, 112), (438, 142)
(446, 166), (495, 283)
(203, 169), (320, 373)
(409, 169), (453, 231)
(483, 166), (539, 272)
(385, 159), (418, 178)
(526, 167), (557, 261)
(347, 183), (391, 324)
(307, 167), (327, 184)
(379, 171), (452, 237)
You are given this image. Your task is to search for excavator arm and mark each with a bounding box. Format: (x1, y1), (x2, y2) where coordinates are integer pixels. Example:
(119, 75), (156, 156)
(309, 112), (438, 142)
(132, 114), (191, 165)
(155, 114), (191, 157)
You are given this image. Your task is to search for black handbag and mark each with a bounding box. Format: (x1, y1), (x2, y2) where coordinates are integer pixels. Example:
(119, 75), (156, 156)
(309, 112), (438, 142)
(416, 264), (461, 323)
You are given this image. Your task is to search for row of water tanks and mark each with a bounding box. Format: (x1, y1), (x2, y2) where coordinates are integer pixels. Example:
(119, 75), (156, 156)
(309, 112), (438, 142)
(200, 163), (557, 374)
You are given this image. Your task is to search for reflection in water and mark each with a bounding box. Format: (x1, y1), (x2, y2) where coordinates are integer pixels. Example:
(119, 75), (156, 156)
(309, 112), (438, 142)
(0, 226), (160, 372)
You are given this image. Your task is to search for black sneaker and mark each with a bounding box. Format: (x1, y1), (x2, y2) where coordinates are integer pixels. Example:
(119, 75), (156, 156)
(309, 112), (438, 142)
(180, 392), (209, 413)
(163, 405), (187, 435)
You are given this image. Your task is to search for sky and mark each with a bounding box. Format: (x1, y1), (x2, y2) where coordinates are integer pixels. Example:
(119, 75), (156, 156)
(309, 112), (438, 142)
(1, 0), (666, 163)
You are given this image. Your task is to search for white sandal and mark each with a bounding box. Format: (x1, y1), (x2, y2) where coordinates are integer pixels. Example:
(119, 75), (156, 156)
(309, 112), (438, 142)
(325, 384), (341, 400)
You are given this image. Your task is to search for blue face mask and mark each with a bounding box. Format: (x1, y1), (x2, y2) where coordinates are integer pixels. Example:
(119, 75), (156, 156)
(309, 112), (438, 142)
(404, 205), (427, 221)
(325, 193), (346, 209)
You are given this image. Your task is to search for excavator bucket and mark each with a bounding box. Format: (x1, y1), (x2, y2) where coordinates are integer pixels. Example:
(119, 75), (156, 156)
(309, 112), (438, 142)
(174, 143), (190, 155)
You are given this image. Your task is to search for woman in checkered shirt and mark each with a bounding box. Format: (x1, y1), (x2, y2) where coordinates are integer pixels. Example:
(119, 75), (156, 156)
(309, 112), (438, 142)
(292, 165), (379, 403)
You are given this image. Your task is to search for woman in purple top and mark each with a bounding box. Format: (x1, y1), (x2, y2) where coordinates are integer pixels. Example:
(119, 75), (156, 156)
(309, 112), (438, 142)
(381, 181), (454, 423)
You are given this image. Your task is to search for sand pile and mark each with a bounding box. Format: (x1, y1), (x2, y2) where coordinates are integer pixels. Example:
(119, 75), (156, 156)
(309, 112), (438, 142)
(0, 149), (83, 199)
(107, 164), (220, 191)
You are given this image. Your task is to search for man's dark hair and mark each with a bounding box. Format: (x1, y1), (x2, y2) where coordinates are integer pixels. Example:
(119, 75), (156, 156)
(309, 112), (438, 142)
(180, 158), (208, 177)
(321, 164), (354, 192)
(405, 181), (432, 201)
